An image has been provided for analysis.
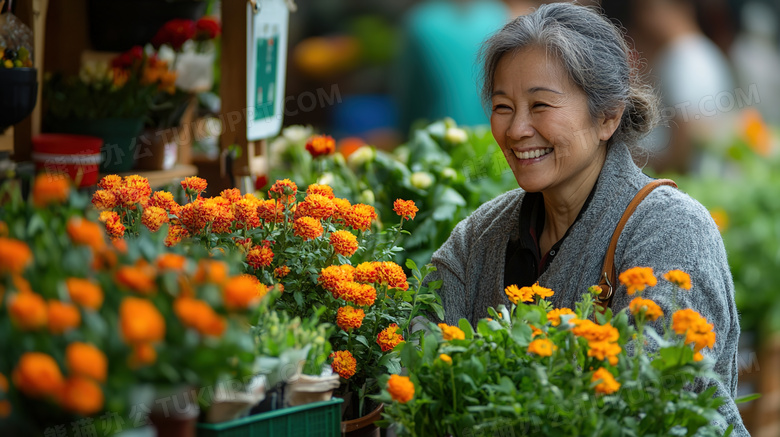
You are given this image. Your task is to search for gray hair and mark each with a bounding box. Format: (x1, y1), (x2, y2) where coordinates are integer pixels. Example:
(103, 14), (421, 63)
(479, 2), (659, 147)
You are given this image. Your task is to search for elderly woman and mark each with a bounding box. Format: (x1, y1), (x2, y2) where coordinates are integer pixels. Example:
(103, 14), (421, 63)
(427, 3), (746, 434)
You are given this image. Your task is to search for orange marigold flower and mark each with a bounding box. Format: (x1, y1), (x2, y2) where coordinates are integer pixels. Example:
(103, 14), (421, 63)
(274, 265), (290, 279)
(376, 262), (409, 290)
(530, 324), (543, 338)
(336, 305), (365, 331)
(318, 265), (356, 297)
(629, 297), (664, 322)
(330, 350), (357, 379)
(91, 189), (117, 210)
(78, 282), (104, 308)
(142, 206), (170, 233)
(377, 324), (404, 352)
(66, 342), (107, 383)
(129, 343), (157, 368)
(387, 374), (414, 403)
(294, 216), (324, 241)
(306, 184), (335, 199)
(330, 230), (359, 257)
(393, 199), (419, 221)
(31, 173), (70, 208)
(179, 197), (219, 233)
(546, 308), (575, 327)
(120, 297), (166, 344)
(47, 300), (81, 334)
(12, 352), (64, 399)
(115, 263), (156, 294)
(155, 253), (185, 272)
(194, 259), (229, 284)
(9, 291), (47, 330)
(98, 174), (122, 191)
(618, 266), (657, 295)
(174, 297), (226, 337)
(344, 204), (376, 231)
(439, 354), (452, 364)
(505, 284), (534, 304)
(587, 340), (622, 365)
(233, 197), (261, 230)
(710, 208), (729, 233)
(67, 218), (106, 251)
(181, 176), (208, 195)
(220, 188), (242, 203)
(531, 282), (554, 299)
(592, 367), (620, 395)
(305, 135), (336, 158)
(664, 269), (692, 290)
(671, 308), (701, 336)
(296, 194), (335, 220)
(124, 175), (152, 198)
(60, 376), (104, 416)
(257, 199), (285, 223)
(572, 320), (620, 343)
(331, 198), (353, 223)
(528, 338), (557, 357)
(437, 323), (465, 341)
(0, 238), (33, 275)
(340, 282), (377, 306)
(164, 222), (190, 247)
(246, 244), (274, 269)
(99, 211), (125, 239)
(354, 262), (379, 283)
(149, 190), (181, 215)
(686, 319), (716, 353)
(223, 275), (263, 310)
(268, 179), (298, 201)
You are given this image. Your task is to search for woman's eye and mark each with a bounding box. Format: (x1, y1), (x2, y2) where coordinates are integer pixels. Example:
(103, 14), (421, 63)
(492, 104), (511, 112)
(532, 103), (550, 109)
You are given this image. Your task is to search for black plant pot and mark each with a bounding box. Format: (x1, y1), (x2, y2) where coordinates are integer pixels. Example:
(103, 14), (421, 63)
(0, 68), (38, 130)
(87, 0), (208, 52)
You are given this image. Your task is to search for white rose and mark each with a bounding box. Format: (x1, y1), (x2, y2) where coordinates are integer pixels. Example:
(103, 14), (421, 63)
(157, 45), (177, 65)
(282, 125), (313, 143)
(348, 146), (375, 168)
(410, 172), (434, 190)
(445, 127), (468, 144)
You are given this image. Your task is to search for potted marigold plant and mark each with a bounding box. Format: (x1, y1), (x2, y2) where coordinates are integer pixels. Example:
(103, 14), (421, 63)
(91, 170), (444, 431)
(0, 173), (294, 436)
(377, 268), (748, 436)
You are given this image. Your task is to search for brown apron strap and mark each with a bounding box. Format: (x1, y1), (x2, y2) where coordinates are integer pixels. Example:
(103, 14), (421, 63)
(595, 179), (678, 311)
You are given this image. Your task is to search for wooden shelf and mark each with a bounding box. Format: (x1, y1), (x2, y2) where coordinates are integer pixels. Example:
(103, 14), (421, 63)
(105, 164), (198, 189)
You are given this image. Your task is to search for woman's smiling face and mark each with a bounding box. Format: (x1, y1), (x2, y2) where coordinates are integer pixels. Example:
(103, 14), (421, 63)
(490, 46), (620, 196)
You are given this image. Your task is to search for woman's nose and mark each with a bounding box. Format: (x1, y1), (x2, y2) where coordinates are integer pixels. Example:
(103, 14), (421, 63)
(507, 112), (534, 140)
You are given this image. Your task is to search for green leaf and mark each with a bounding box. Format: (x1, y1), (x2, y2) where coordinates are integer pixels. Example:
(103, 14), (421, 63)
(458, 319), (475, 339)
(734, 393), (761, 404)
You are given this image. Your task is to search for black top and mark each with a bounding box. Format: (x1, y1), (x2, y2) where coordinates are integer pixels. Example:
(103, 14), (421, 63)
(504, 188), (596, 289)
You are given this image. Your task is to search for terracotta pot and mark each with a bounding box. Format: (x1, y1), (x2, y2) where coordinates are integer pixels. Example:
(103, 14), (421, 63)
(341, 403), (384, 437)
(148, 386), (200, 437)
(135, 128), (178, 171)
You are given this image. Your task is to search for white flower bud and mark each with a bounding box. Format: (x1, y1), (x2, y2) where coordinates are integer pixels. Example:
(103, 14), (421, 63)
(441, 167), (457, 180)
(445, 127), (468, 144)
(282, 125), (313, 143)
(410, 172), (434, 190)
(347, 146), (375, 168)
(317, 172), (335, 186)
(358, 189), (375, 205)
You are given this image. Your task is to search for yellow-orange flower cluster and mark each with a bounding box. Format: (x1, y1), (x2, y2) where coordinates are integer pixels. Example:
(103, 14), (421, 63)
(664, 269), (692, 290)
(318, 264), (355, 297)
(32, 173), (70, 208)
(9, 291), (47, 330)
(628, 297), (664, 322)
(115, 262), (156, 294)
(99, 211), (126, 239)
(268, 179), (298, 201)
(246, 242), (274, 269)
(66, 342), (107, 383)
(336, 305), (365, 331)
(439, 354), (453, 364)
(672, 309), (716, 361)
(294, 216), (324, 241)
(149, 190), (181, 216)
(174, 297), (227, 337)
(330, 350), (357, 379)
(223, 275), (268, 310)
(531, 282), (554, 299)
(546, 308), (575, 327)
(257, 199), (285, 223)
(619, 266), (657, 295)
(120, 297), (166, 345)
(438, 323), (465, 341)
(233, 196), (261, 230)
(344, 204), (376, 231)
(330, 230), (358, 257)
(572, 319), (621, 365)
(164, 222), (190, 247)
(393, 199), (418, 221)
(274, 265), (290, 279)
(12, 352), (64, 399)
(306, 184), (334, 199)
(66, 278), (104, 310)
(340, 282), (377, 306)
(354, 262), (378, 283)
(181, 176), (208, 196)
(60, 375), (104, 416)
(297, 194), (335, 220)
(194, 259), (229, 284)
(305, 135), (336, 158)
(377, 324), (404, 352)
(505, 284), (533, 304)
(67, 218), (106, 252)
(47, 300), (81, 334)
(0, 237), (32, 275)
(592, 367), (620, 395)
(142, 206), (170, 233)
(528, 338), (557, 357)
(376, 262), (409, 291)
(387, 374), (414, 403)
(156, 253), (186, 272)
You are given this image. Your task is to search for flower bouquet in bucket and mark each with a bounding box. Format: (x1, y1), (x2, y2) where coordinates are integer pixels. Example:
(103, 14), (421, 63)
(378, 268), (747, 436)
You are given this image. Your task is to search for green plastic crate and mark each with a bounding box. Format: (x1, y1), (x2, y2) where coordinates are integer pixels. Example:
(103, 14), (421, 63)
(196, 398), (344, 437)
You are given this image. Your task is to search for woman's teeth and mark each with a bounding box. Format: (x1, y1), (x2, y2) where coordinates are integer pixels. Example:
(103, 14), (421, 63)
(513, 148), (553, 160)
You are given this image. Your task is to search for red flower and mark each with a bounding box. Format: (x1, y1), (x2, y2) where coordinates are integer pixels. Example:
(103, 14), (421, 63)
(152, 19), (196, 51)
(195, 16), (221, 41)
(111, 46), (144, 70)
(254, 174), (269, 191)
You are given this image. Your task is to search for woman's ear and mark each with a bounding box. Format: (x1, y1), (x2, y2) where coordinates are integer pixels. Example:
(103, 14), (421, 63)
(598, 105), (625, 142)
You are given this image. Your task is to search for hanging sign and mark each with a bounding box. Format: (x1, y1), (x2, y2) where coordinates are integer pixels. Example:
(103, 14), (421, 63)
(246, 0), (289, 140)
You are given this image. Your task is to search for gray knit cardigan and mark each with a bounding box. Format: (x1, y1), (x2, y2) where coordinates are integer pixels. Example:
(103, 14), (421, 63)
(427, 142), (747, 435)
